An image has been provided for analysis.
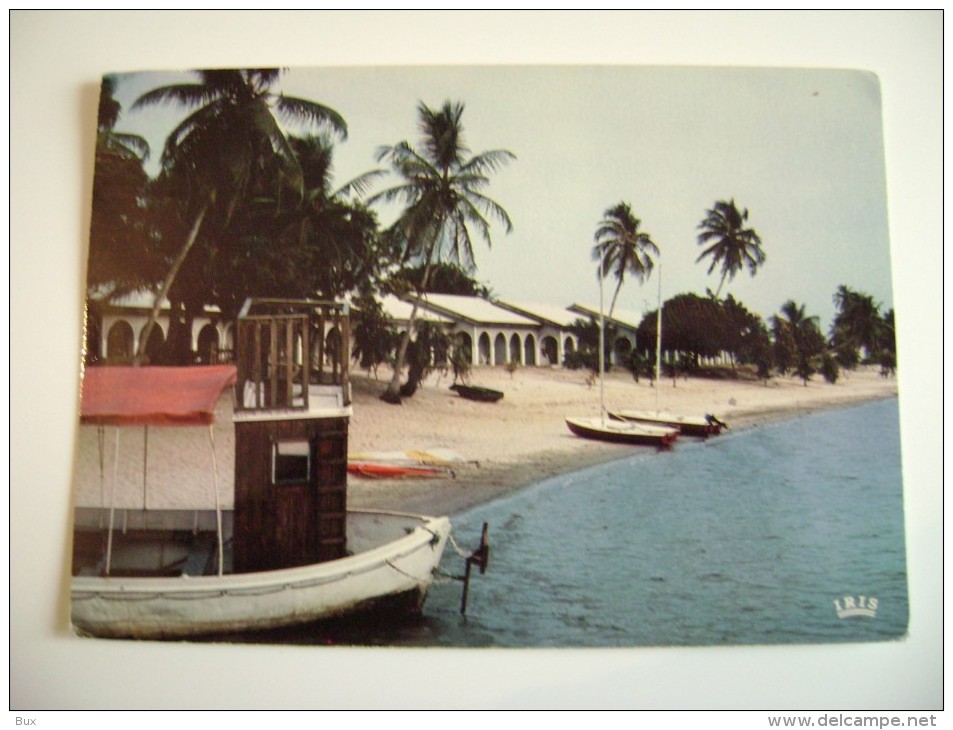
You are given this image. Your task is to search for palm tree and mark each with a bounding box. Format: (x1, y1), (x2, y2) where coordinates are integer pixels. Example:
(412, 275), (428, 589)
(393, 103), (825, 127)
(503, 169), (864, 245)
(831, 285), (885, 365)
(696, 199), (765, 298)
(368, 100), (515, 403)
(591, 202), (659, 319)
(130, 68), (347, 363)
(228, 133), (386, 308)
(97, 75), (151, 161)
(87, 75), (154, 295)
(772, 300), (824, 385)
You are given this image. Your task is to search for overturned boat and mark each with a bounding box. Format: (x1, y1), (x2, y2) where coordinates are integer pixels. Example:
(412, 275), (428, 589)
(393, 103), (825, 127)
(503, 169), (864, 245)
(70, 299), (465, 640)
(450, 383), (504, 403)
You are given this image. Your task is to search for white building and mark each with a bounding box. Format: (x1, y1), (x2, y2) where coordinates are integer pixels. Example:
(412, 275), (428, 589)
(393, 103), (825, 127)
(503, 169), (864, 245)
(567, 303), (642, 365)
(495, 300), (582, 366)
(87, 289), (231, 365)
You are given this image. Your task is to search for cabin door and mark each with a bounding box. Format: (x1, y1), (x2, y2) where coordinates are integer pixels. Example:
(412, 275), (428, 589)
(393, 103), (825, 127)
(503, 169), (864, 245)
(272, 438), (320, 568)
(234, 419), (347, 573)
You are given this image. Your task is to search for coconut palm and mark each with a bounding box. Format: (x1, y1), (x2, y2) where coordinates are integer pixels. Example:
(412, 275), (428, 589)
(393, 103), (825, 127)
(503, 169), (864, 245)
(831, 285), (885, 365)
(87, 75), (154, 295)
(696, 199), (765, 298)
(97, 75), (151, 161)
(772, 300), (824, 385)
(130, 68), (347, 363)
(592, 202), (659, 319)
(368, 100), (515, 403)
(231, 133), (386, 306)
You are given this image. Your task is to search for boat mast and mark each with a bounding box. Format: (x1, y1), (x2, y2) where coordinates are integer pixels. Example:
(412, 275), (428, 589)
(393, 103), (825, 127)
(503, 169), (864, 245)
(655, 263), (662, 414)
(599, 243), (606, 426)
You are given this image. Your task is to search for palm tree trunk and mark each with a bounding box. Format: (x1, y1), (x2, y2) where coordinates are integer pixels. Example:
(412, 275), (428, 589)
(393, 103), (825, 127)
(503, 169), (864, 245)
(134, 201), (210, 365)
(382, 232), (441, 404)
(713, 270), (728, 300)
(607, 279), (623, 321)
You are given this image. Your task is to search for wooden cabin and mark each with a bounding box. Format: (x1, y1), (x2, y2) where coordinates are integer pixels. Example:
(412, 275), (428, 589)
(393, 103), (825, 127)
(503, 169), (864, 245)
(231, 299), (351, 573)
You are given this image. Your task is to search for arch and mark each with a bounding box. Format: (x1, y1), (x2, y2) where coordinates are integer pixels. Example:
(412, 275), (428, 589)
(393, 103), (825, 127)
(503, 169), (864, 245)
(197, 324), (219, 364)
(455, 331), (473, 355)
(541, 336), (558, 366)
(509, 333), (522, 365)
(478, 332), (491, 365)
(493, 333), (507, 365)
(523, 333), (537, 366)
(613, 336), (632, 366)
(141, 324), (165, 364)
(454, 332), (473, 367)
(106, 320), (134, 362)
(563, 336), (576, 356)
(222, 323), (236, 361)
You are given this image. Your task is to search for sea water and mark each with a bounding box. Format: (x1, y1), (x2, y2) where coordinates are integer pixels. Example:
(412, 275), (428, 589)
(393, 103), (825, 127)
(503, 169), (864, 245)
(265, 397), (908, 648)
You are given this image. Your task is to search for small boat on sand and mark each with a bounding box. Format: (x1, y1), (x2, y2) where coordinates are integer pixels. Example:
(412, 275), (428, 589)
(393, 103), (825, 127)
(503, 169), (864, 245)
(450, 384), (504, 403)
(609, 410), (728, 437)
(347, 462), (453, 479)
(565, 416), (679, 447)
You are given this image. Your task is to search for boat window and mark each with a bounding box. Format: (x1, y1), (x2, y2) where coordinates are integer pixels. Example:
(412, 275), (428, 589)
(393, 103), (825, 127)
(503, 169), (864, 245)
(272, 440), (311, 484)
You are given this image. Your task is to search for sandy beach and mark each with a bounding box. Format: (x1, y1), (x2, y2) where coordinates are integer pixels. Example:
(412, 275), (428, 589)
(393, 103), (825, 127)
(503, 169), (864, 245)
(346, 363), (899, 517)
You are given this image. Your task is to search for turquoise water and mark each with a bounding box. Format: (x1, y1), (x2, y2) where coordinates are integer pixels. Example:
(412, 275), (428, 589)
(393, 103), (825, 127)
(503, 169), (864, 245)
(266, 397), (909, 648)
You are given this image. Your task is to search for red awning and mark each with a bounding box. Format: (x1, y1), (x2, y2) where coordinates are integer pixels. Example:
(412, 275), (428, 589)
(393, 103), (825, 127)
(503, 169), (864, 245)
(80, 365), (237, 426)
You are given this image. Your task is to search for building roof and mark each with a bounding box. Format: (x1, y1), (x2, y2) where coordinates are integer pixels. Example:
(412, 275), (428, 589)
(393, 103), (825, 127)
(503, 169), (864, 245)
(496, 300), (580, 328)
(414, 293), (540, 327)
(89, 287), (222, 314)
(374, 294), (454, 325)
(568, 303), (643, 330)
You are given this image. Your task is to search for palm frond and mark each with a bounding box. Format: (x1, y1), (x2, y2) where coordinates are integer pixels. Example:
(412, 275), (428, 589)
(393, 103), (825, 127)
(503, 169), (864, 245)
(275, 95), (348, 139)
(332, 169), (387, 200)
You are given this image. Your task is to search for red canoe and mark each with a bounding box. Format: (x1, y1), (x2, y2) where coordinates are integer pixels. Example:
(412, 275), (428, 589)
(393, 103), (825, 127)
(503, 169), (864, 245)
(347, 462), (452, 479)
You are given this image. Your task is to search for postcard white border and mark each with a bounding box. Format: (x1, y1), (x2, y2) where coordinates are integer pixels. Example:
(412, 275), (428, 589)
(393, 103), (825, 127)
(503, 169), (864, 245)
(10, 9), (942, 710)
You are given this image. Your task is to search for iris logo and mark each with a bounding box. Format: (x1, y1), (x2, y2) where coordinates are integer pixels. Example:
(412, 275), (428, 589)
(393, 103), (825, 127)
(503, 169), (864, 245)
(834, 595), (878, 619)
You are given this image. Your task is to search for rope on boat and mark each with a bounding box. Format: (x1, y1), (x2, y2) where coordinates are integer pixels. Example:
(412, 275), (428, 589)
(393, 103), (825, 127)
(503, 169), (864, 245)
(447, 533), (475, 559)
(384, 559), (426, 585)
(430, 565), (462, 586)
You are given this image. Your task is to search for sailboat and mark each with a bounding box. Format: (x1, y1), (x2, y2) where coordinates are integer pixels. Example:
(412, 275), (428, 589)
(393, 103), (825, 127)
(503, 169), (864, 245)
(565, 247), (679, 448)
(608, 265), (728, 437)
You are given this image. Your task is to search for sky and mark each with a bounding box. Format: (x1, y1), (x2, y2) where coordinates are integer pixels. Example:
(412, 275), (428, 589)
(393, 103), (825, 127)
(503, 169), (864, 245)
(109, 64), (894, 332)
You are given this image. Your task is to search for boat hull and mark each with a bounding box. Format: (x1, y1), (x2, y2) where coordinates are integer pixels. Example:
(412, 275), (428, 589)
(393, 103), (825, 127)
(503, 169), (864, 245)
(565, 416), (678, 447)
(347, 462), (450, 479)
(609, 410), (725, 437)
(450, 384), (504, 402)
(71, 511), (451, 639)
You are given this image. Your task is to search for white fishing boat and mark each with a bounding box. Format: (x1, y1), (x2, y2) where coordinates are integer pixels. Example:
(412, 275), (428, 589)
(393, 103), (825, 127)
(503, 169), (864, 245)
(71, 299), (485, 640)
